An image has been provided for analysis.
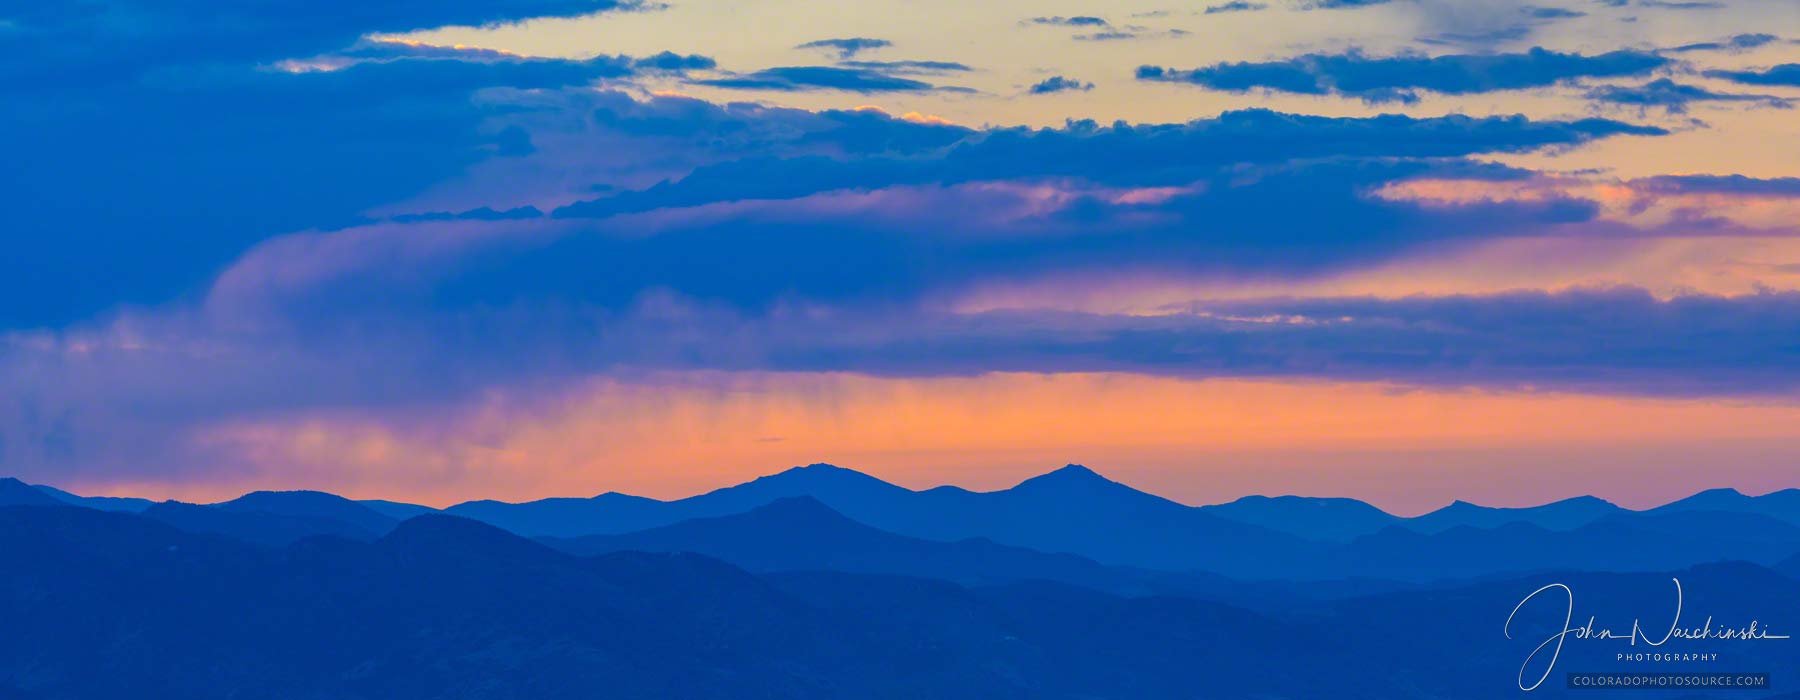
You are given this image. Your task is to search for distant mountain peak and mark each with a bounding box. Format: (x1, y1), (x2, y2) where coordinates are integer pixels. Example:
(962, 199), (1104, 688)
(215, 489), (397, 534)
(226, 489), (356, 504)
(724, 463), (908, 497)
(765, 463), (866, 481)
(1016, 464), (1111, 487)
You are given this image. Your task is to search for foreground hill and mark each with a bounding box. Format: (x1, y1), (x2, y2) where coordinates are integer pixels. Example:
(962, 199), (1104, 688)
(3, 504), (1794, 700)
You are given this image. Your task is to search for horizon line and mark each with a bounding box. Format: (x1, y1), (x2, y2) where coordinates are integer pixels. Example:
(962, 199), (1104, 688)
(15, 462), (1797, 519)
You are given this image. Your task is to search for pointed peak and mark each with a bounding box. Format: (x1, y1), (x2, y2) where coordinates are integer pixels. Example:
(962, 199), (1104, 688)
(1547, 495), (1618, 509)
(1013, 464), (1119, 491)
(590, 491), (660, 503)
(769, 463), (864, 479)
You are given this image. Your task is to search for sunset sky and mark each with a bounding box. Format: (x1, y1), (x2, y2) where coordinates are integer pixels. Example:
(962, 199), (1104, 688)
(4, 0), (1800, 514)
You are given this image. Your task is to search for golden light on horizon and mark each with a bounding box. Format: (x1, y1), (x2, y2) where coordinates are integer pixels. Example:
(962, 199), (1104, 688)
(83, 371), (1800, 516)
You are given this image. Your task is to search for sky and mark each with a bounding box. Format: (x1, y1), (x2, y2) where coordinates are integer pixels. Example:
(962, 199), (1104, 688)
(3, 0), (1800, 514)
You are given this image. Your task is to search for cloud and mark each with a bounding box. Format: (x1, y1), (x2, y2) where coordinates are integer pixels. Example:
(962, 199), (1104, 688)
(0, 77), (1760, 496)
(1666, 33), (1780, 53)
(0, 0), (673, 329)
(16, 284), (1800, 490)
(1139, 47), (1669, 103)
(839, 60), (974, 74)
(1522, 6), (1587, 18)
(1030, 76), (1095, 94)
(1204, 2), (1270, 13)
(1632, 174), (1800, 196)
(1704, 64), (1800, 87)
(1028, 16), (1111, 26)
(0, 0), (642, 92)
(631, 51), (719, 72)
(390, 206), (546, 224)
(1301, 0), (1398, 9)
(549, 107), (1658, 223)
(1076, 31), (1142, 41)
(1376, 172), (1800, 232)
(0, 45), (698, 328)
(794, 37), (893, 59)
(1585, 78), (1791, 113)
(1636, 0), (1723, 8)
(721, 288), (1800, 396)
(691, 66), (964, 93)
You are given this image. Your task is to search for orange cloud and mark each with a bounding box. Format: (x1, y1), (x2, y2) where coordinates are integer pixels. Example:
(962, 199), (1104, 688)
(955, 235), (1800, 315)
(1376, 176), (1800, 232)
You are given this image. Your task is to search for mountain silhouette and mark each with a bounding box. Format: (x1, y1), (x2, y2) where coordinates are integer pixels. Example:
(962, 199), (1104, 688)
(22, 468), (1800, 582)
(450, 464), (1322, 575)
(5, 502), (1799, 699)
(1649, 487), (1800, 527)
(1777, 551), (1800, 580)
(1400, 495), (1623, 534)
(30, 483), (155, 512)
(432, 464), (1800, 579)
(357, 498), (440, 520)
(0, 505), (911, 699)
(1199, 494), (1398, 541)
(1328, 511), (1800, 581)
(214, 490), (399, 534)
(140, 500), (385, 547)
(548, 496), (1198, 595)
(444, 463), (910, 536)
(549, 496), (1437, 608)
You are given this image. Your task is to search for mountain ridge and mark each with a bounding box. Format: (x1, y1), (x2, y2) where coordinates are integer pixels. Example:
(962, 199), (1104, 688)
(15, 466), (1800, 578)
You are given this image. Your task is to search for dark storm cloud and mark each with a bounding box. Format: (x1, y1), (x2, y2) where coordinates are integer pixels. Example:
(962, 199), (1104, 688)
(0, 0), (669, 329)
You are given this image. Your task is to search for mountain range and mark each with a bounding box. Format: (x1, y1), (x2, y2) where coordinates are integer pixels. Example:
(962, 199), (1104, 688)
(14, 466), (1800, 583)
(2, 501), (1795, 699)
